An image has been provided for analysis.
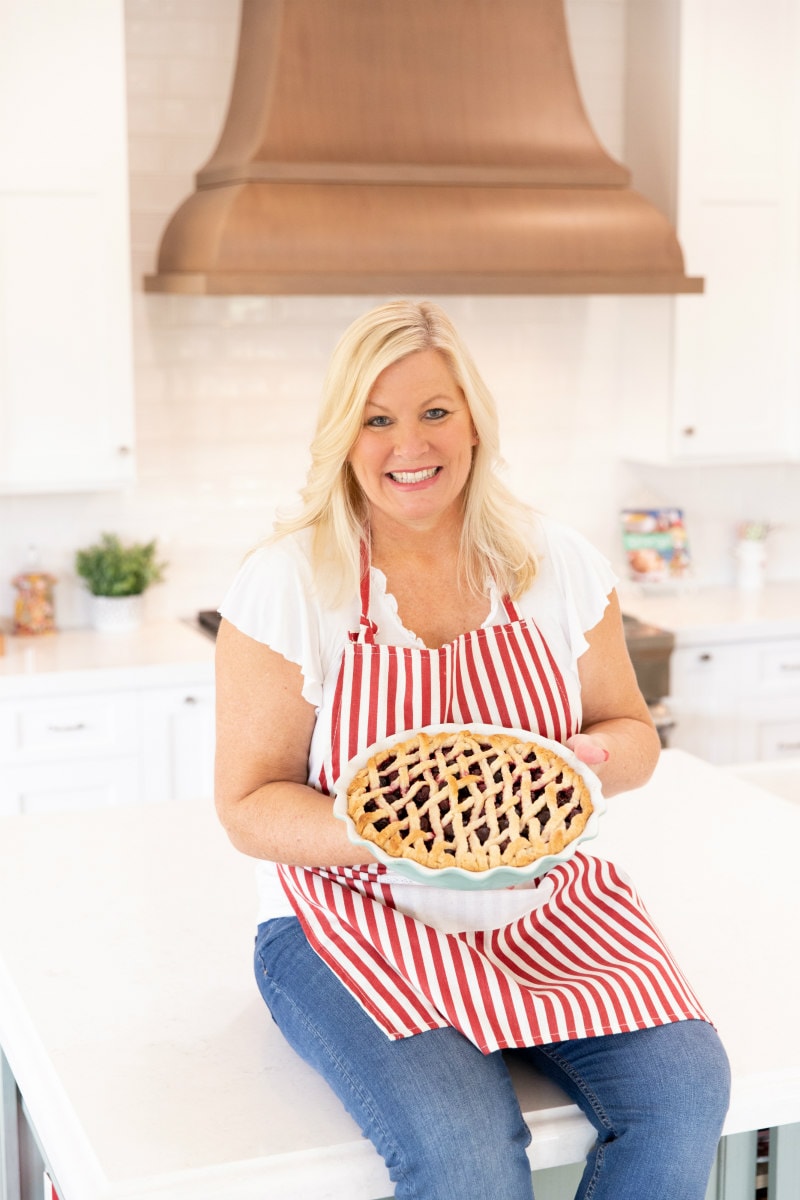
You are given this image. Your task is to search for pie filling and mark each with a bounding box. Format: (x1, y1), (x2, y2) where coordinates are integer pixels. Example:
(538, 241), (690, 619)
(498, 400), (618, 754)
(346, 729), (594, 872)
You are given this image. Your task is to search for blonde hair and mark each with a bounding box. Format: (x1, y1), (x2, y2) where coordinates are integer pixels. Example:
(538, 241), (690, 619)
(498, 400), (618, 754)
(273, 300), (538, 601)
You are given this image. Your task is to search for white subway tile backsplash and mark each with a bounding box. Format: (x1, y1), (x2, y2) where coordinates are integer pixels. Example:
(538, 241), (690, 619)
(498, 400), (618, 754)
(126, 134), (169, 173)
(124, 92), (164, 135)
(128, 171), (193, 214)
(123, 19), (167, 58)
(161, 19), (230, 59)
(125, 57), (164, 98)
(160, 95), (227, 135)
(164, 57), (232, 99)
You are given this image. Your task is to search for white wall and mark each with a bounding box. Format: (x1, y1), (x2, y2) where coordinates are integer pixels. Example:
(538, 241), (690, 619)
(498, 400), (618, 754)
(0, 0), (797, 629)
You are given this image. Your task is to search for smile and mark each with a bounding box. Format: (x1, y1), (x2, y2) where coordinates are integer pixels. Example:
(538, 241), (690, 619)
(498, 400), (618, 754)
(387, 467), (440, 483)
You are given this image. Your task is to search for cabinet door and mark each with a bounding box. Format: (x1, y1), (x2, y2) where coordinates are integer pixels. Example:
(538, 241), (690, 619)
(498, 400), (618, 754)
(0, 0), (135, 493)
(624, 0), (800, 464)
(141, 685), (216, 804)
(668, 643), (745, 763)
(668, 709), (745, 765)
(670, 0), (799, 462)
(757, 720), (800, 762)
(1, 757), (141, 815)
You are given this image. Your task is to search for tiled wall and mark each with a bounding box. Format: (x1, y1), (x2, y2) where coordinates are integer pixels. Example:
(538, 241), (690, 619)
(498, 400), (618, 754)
(0, 0), (797, 629)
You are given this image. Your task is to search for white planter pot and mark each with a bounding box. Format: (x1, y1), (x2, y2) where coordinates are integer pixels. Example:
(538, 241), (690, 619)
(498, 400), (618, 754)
(90, 594), (144, 633)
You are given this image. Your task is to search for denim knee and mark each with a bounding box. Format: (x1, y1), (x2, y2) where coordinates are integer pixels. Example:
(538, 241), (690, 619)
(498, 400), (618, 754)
(254, 918), (534, 1200)
(535, 1019), (730, 1136)
(372, 1060), (533, 1200)
(529, 1020), (731, 1200)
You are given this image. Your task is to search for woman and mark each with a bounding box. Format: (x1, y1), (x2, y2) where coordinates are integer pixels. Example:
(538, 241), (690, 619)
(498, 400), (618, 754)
(215, 300), (730, 1200)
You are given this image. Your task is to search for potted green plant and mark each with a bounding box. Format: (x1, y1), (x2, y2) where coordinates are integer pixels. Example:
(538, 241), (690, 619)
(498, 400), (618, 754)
(75, 533), (167, 632)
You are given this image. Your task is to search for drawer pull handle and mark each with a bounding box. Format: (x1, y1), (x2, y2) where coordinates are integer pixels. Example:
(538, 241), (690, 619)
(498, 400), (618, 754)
(183, 696), (198, 704)
(47, 722), (87, 733)
(698, 653), (713, 662)
(777, 742), (800, 751)
(779, 663), (800, 671)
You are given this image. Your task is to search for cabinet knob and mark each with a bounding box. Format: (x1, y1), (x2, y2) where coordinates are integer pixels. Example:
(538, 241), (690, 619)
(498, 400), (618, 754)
(698, 652), (713, 662)
(682, 426), (696, 437)
(183, 695), (198, 704)
(117, 445), (132, 456)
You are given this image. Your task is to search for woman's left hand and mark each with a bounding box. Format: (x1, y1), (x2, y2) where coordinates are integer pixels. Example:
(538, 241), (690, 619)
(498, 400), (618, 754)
(565, 733), (610, 765)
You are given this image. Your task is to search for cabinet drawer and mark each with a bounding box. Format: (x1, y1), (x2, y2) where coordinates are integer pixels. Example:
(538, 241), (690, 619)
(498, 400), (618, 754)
(0, 693), (140, 764)
(758, 719), (800, 760)
(0, 756), (141, 815)
(755, 641), (800, 693)
(669, 644), (743, 707)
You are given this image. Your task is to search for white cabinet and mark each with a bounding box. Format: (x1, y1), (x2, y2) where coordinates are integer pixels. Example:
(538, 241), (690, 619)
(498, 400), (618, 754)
(668, 643), (744, 764)
(141, 684), (216, 805)
(0, 690), (142, 814)
(1, 759), (141, 817)
(669, 636), (800, 764)
(0, 0), (136, 493)
(0, 680), (215, 815)
(624, 0), (800, 463)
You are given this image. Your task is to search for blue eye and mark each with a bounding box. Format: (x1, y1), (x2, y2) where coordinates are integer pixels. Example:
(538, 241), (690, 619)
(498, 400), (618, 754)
(424, 408), (448, 420)
(365, 415), (391, 428)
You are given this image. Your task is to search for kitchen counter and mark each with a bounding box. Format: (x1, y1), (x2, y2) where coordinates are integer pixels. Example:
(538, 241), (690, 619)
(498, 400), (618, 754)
(0, 621), (214, 698)
(1, 750), (799, 1199)
(618, 579), (800, 645)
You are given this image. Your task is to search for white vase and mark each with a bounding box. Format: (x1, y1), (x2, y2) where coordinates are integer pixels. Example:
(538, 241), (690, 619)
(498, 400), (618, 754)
(90, 594), (144, 633)
(734, 540), (767, 592)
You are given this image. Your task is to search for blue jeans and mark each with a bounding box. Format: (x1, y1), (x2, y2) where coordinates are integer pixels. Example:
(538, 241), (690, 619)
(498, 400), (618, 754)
(255, 917), (731, 1200)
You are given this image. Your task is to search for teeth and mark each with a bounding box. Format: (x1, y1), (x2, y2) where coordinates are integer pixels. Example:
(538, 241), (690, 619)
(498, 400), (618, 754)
(389, 467), (438, 483)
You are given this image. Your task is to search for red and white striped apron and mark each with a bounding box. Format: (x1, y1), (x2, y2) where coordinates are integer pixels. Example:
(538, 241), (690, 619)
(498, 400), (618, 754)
(278, 568), (710, 1054)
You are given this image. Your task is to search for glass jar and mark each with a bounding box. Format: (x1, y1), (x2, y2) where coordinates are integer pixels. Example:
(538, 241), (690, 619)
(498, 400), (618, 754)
(12, 571), (57, 635)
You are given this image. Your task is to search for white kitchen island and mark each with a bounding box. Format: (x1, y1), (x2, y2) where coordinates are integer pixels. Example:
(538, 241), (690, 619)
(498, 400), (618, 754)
(1, 750), (799, 1200)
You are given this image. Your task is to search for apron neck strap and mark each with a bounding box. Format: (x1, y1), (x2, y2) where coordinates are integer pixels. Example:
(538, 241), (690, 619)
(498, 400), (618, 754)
(354, 540), (378, 643)
(502, 594), (521, 622)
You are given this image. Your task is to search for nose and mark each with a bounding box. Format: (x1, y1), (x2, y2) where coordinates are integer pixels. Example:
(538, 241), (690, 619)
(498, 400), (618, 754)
(390, 419), (430, 459)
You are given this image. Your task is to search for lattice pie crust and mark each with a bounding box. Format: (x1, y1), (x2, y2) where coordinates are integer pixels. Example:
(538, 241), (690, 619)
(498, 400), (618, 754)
(347, 729), (594, 872)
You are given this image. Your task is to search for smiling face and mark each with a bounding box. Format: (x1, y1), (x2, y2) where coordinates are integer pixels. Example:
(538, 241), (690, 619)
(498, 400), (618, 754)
(347, 348), (478, 538)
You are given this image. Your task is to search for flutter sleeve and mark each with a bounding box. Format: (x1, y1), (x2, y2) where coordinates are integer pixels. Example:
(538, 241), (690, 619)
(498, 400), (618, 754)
(218, 536), (328, 710)
(534, 516), (619, 666)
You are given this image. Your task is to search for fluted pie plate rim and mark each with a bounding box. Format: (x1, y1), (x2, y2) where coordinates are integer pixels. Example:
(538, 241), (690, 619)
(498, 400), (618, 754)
(333, 723), (606, 891)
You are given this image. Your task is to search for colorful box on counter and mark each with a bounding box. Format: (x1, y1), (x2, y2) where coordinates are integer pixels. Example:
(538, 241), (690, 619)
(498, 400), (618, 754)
(620, 508), (691, 582)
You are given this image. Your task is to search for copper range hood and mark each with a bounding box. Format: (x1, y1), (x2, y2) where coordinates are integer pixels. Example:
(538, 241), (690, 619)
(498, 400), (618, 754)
(144, 0), (702, 296)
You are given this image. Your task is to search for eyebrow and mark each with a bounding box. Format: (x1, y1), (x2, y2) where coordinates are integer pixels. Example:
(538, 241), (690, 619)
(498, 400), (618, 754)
(365, 394), (454, 411)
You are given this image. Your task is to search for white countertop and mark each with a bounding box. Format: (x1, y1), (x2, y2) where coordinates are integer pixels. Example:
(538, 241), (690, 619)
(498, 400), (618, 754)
(0, 621), (214, 697)
(1, 750), (799, 1199)
(618, 579), (800, 645)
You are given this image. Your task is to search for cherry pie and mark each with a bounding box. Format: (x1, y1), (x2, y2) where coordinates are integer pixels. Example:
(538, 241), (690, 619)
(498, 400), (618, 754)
(347, 729), (594, 872)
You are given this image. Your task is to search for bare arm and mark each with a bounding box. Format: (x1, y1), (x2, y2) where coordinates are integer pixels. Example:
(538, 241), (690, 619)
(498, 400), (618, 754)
(566, 590), (661, 797)
(214, 617), (376, 865)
